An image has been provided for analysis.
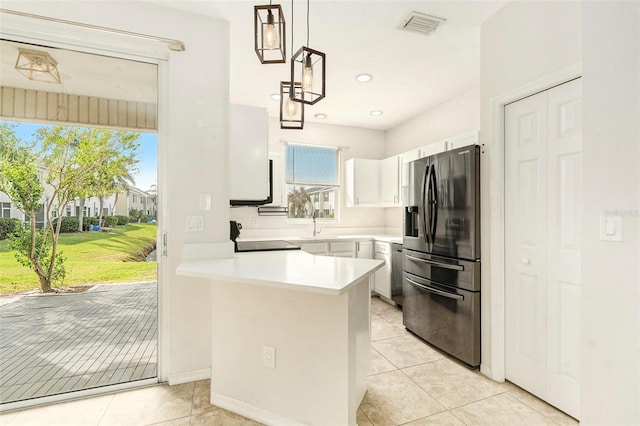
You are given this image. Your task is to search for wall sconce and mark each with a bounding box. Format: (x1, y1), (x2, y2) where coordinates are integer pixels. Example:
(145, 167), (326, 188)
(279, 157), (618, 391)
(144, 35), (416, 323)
(254, 4), (286, 64)
(15, 48), (61, 84)
(280, 81), (304, 129)
(291, 46), (325, 105)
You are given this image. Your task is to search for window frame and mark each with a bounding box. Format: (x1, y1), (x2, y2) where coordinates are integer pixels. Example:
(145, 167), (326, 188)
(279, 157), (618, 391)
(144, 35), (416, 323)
(284, 142), (341, 223)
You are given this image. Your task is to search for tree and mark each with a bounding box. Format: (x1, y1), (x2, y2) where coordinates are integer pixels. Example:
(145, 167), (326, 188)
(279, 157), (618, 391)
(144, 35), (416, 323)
(0, 124), (140, 292)
(288, 187), (310, 218)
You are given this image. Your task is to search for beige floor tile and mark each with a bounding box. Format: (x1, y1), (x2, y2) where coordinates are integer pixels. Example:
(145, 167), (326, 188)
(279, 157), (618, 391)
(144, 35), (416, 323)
(405, 410), (465, 425)
(371, 297), (400, 317)
(369, 348), (397, 376)
(378, 307), (404, 325)
(357, 408), (373, 426)
(451, 393), (556, 425)
(373, 335), (444, 369)
(403, 358), (513, 409)
(507, 386), (579, 425)
(99, 383), (194, 426)
(191, 379), (211, 415)
(0, 411), (17, 424)
(371, 316), (407, 342)
(149, 416), (191, 426)
(360, 370), (445, 425)
(190, 405), (263, 426)
(6, 393), (114, 426)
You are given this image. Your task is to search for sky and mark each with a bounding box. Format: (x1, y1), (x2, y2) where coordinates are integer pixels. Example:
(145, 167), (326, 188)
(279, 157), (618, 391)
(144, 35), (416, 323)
(3, 121), (158, 191)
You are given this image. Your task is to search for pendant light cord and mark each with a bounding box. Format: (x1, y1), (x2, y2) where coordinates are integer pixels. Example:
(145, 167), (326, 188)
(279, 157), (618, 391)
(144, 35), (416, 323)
(306, 0), (310, 46)
(291, 0), (294, 56)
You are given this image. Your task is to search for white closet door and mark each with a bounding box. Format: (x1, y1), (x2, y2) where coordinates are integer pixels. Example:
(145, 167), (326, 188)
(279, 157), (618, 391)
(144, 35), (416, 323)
(505, 90), (548, 400)
(505, 79), (581, 420)
(545, 78), (582, 418)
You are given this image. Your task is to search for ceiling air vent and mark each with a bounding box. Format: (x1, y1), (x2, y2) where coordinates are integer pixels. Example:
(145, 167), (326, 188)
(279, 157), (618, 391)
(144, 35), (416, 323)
(398, 12), (446, 36)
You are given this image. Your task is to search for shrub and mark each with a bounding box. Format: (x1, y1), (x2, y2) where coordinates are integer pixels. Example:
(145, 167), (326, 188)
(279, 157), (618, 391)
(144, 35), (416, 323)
(115, 215), (129, 226)
(84, 217), (99, 226)
(53, 216), (79, 233)
(103, 216), (118, 227)
(0, 218), (19, 240)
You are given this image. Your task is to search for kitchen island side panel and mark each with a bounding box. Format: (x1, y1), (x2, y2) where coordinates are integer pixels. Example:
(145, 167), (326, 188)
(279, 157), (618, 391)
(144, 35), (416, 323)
(209, 277), (370, 425)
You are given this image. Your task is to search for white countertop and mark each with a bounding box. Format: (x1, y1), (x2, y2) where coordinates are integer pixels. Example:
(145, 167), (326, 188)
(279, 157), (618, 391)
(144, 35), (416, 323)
(236, 234), (403, 245)
(176, 250), (384, 296)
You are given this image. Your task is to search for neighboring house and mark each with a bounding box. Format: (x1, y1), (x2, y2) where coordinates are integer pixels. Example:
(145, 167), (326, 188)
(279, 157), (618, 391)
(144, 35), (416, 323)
(0, 184), (157, 226)
(307, 187), (336, 218)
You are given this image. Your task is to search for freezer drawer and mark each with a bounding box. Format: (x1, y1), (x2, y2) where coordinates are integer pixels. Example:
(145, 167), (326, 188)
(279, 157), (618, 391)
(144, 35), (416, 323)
(402, 271), (480, 367)
(403, 249), (480, 292)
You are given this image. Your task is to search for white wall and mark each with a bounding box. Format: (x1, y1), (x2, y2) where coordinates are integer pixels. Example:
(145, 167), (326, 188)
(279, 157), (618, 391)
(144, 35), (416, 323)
(580, 2), (639, 423)
(2, 1), (230, 381)
(384, 87), (480, 158)
(230, 117), (387, 236)
(383, 87), (480, 233)
(480, 0), (581, 378)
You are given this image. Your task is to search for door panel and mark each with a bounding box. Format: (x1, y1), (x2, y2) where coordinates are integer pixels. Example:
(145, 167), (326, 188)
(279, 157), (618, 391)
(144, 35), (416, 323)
(506, 78), (581, 420)
(546, 78), (581, 418)
(505, 89), (548, 399)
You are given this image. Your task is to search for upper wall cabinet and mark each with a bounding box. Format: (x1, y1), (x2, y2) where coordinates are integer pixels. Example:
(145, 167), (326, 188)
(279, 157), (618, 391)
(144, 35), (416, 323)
(345, 158), (380, 207)
(229, 104), (269, 202)
(379, 156), (400, 207)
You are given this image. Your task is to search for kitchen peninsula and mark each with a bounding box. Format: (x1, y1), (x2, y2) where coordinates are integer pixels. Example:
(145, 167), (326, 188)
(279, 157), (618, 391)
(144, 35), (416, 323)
(176, 249), (383, 425)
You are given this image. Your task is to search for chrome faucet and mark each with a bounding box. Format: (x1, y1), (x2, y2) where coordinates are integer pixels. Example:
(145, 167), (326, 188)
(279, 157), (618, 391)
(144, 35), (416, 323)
(312, 210), (320, 236)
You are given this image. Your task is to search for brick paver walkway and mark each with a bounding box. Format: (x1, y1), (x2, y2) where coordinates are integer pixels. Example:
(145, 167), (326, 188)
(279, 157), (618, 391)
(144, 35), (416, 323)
(0, 281), (157, 404)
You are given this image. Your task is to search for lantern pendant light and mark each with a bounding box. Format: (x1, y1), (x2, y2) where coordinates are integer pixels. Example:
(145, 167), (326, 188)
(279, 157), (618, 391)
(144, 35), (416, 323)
(291, 0), (325, 105)
(254, 2), (286, 64)
(280, 81), (304, 129)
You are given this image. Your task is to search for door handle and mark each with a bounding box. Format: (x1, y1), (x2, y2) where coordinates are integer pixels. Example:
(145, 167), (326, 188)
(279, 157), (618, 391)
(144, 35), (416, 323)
(422, 164), (431, 244)
(405, 277), (464, 301)
(428, 165), (438, 243)
(405, 254), (464, 271)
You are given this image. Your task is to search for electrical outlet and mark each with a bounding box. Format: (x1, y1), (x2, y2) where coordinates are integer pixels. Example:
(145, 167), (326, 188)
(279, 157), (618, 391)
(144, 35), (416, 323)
(186, 215), (204, 232)
(263, 345), (275, 369)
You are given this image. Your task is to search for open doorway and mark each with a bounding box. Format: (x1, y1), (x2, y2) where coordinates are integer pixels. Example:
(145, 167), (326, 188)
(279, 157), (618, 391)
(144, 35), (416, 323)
(0, 40), (159, 405)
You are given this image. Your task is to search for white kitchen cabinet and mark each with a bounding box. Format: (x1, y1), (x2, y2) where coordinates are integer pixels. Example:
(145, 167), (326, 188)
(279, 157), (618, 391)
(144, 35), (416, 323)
(265, 152), (285, 206)
(300, 241), (356, 258)
(379, 156), (400, 207)
(355, 241), (373, 259)
(229, 104), (269, 201)
(300, 242), (328, 255)
(446, 130), (479, 151)
(417, 141), (446, 159)
(399, 149), (420, 206)
(373, 241), (392, 299)
(344, 158), (379, 207)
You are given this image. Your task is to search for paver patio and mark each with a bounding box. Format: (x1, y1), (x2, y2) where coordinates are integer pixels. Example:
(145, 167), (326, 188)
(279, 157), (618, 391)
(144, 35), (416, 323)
(0, 281), (157, 405)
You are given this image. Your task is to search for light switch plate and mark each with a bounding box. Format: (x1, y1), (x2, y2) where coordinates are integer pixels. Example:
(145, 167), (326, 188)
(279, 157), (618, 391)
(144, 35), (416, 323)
(186, 215), (204, 232)
(199, 194), (212, 211)
(599, 214), (622, 241)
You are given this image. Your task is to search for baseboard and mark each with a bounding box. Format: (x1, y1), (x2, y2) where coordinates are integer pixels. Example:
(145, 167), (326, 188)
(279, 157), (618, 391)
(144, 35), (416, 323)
(210, 391), (304, 426)
(167, 368), (211, 385)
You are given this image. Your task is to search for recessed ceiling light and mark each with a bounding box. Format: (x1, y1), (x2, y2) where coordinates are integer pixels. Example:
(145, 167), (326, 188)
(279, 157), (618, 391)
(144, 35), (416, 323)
(370, 110), (383, 116)
(356, 73), (372, 83)
(314, 113), (327, 120)
(271, 93), (281, 101)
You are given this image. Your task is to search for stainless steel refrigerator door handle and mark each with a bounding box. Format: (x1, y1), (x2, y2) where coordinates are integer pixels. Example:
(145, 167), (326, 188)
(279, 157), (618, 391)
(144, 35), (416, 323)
(421, 164), (430, 244)
(405, 254), (464, 271)
(405, 277), (464, 301)
(429, 165), (438, 243)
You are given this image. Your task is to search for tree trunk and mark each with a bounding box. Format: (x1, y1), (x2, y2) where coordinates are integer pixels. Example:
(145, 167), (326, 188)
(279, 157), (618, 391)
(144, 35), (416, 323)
(98, 195), (104, 227)
(78, 198), (85, 232)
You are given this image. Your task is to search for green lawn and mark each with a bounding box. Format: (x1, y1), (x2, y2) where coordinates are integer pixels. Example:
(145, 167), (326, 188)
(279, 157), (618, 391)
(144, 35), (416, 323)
(0, 223), (158, 294)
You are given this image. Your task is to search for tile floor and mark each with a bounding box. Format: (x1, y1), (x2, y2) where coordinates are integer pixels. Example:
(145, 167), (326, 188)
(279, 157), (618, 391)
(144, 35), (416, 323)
(0, 296), (579, 425)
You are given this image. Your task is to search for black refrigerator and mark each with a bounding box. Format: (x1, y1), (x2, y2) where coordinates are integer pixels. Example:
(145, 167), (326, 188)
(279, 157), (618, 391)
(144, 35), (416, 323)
(402, 144), (481, 367)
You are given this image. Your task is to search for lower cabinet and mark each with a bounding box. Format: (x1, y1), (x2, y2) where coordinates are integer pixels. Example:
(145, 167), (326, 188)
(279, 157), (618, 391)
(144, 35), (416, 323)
(299, 241), (356, 258)
(374, 241), (392, 299)
(356, 241), (374, 292)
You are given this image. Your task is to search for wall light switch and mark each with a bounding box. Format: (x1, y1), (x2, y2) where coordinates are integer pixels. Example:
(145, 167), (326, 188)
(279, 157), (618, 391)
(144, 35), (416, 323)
(186, 215), (204, 232)
(600, 215), (622, 242)
(199, 194), (212, 211)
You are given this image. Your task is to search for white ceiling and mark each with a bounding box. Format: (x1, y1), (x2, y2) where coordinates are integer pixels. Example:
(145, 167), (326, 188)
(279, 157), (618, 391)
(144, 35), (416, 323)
(0, 1), (508, 131)
(165, 0), (508, 131)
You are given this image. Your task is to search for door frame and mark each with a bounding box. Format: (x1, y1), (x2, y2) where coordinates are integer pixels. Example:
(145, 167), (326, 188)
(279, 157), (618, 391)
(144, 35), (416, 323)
(484, 62), (582, 381)
(0, 21), (169, 410)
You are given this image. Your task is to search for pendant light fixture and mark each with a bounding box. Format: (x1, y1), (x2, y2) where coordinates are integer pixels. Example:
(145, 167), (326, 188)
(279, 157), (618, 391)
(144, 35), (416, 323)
(290, 0), (325, 105)
(254, 2), (286, 64)
(280, 0), (304, 129)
